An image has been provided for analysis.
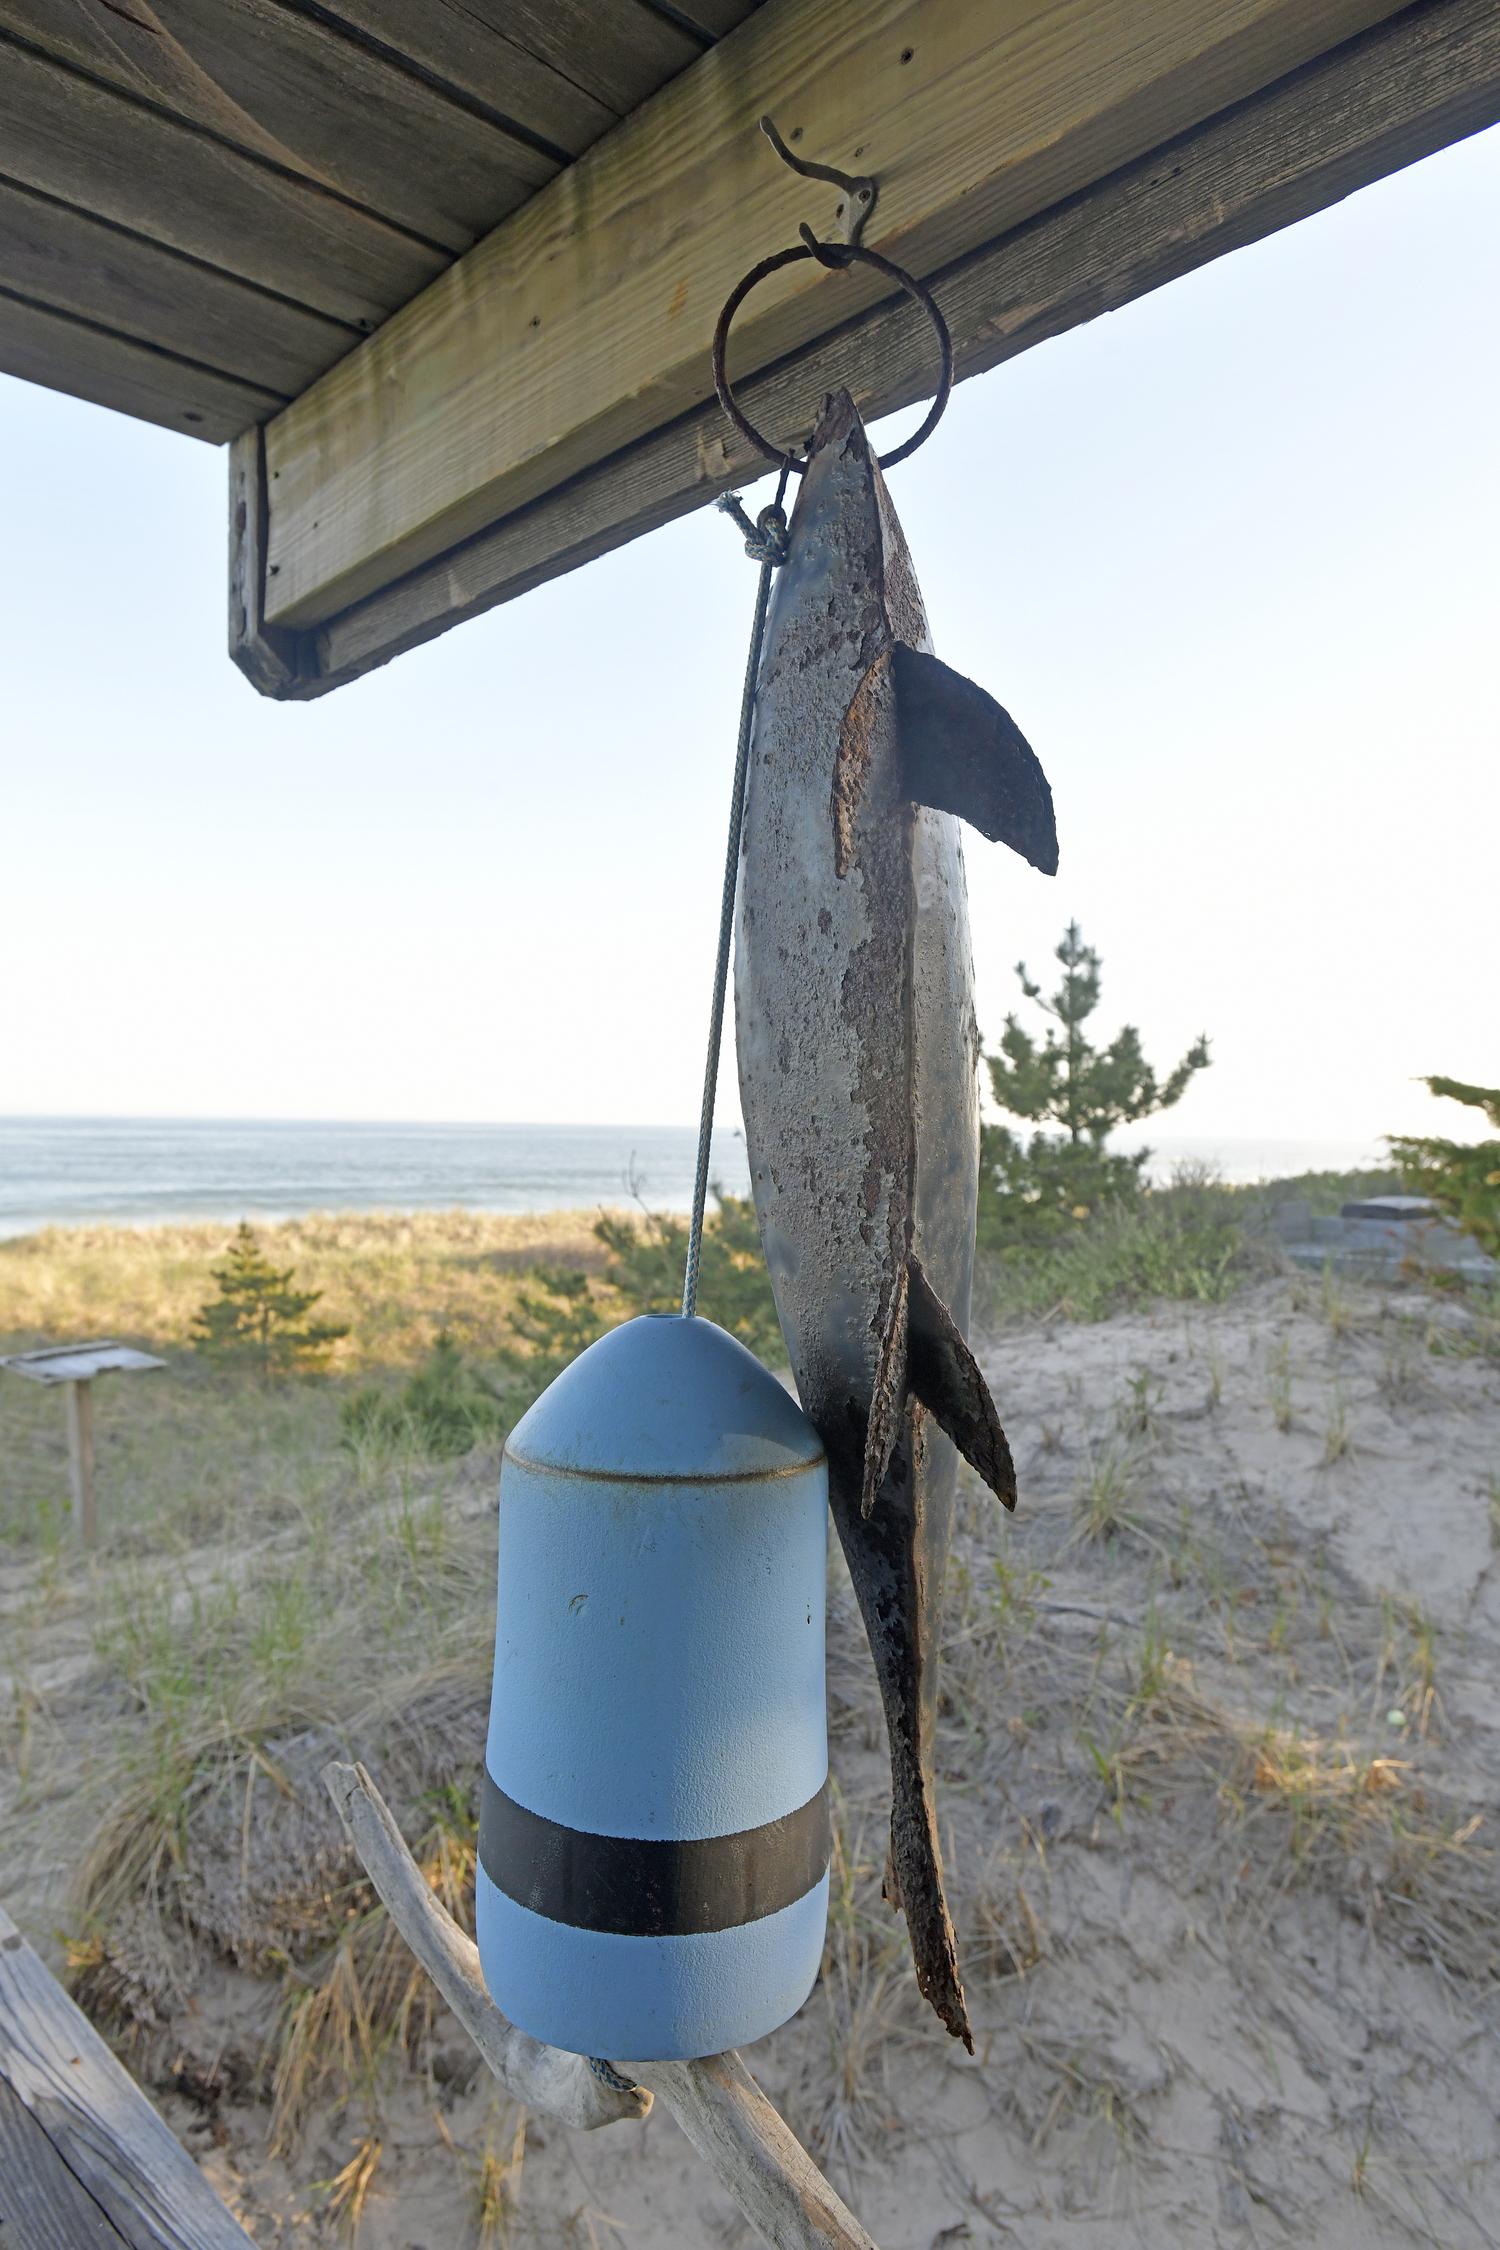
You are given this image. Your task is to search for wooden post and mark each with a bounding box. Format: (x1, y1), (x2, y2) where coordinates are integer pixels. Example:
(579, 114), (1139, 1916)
(64, 1379), (95, 1547)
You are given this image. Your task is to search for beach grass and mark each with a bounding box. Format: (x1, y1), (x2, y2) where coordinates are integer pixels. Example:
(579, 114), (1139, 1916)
(0, 1207), (622, 1373)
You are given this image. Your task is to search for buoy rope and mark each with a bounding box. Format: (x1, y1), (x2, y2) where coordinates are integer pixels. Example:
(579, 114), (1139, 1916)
(680, 467), (791, 1321)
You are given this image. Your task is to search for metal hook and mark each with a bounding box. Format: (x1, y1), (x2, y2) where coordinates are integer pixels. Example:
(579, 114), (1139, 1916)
(759, 114), (876, 254)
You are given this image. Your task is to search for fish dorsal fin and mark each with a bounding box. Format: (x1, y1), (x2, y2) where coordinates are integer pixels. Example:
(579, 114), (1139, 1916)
(905, 1255), (1018, 1510)
(891, 644), (1059, 876)
(861, 1251), (1018, 1516)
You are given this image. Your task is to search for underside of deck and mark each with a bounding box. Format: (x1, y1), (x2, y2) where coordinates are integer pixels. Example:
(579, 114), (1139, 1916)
(1, 1), (1495, 697)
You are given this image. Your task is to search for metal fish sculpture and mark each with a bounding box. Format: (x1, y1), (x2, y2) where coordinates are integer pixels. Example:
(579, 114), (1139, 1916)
(734, 388), (1057, 2049)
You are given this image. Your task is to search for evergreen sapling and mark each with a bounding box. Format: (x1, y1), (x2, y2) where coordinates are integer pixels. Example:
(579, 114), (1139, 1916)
(981, 921), (1210, 1246)
(191, 1222), (349, 1379)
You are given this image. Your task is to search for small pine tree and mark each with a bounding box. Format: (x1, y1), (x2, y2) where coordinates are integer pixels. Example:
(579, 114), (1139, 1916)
(191, 1223), (349, 1379)
(1387, 1076), (1500, 1260)
(981, 922), (1210, 1245)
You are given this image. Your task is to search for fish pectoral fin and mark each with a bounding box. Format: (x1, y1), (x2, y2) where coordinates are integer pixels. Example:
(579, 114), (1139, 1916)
(891, 642), (1059, 876)
(905, 1253), (1018, 1510)
(860, 1254), (909, 1518)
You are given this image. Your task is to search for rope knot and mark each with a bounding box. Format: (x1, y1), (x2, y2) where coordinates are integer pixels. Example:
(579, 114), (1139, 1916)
(715, 493), (790, 565)
(747, 504), (790, 565)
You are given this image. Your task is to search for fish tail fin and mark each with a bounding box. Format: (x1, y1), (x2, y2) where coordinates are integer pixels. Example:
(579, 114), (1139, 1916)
(905, 1253), (1018, 1509)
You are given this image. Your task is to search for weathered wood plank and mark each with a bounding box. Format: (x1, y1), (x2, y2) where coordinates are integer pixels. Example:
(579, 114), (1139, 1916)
(0, 0), (554, 251)
(242, 0), (1499, 698)
(0, 1906), (253, 2250)
(1, 285), (284, 441)
(0, 2070), (130, 2250)
(670, 0), (764, 34)
(0, 36), (449, 331)
(229, 425), (313, 685)
(146, 0), (559, 241)
(0, 179), (358, 398)
(258, 0), (1410, 629)
(304, 1), (622, 154)
(423, 0), (704, 116)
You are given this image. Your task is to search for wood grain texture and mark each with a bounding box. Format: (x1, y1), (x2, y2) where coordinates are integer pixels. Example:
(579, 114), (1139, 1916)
(0, 1907), (252, 2250)
(425, 0), (704, 114)
(0, 2072), (130, 2250)
(0, 0), (552, 249)
(0, 285), (284, 441)
(64, 1382), (95, 1548)
(667, 0), (764, 34)
(307, 1), (622, 153)
(259, 0), (1410, 627)
(0, 179), (354, 397)
(0, 36), (448, 329)
(250, 0), (1500, 698)
(635, 2051), (877, 2250)
(145, 0), (557, 244)
(229, 425), (311, 684)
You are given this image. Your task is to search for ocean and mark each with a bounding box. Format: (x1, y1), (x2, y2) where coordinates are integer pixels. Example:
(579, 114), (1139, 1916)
(0, 1119), (1387, 1238)
(0, 1119), (753, 1237)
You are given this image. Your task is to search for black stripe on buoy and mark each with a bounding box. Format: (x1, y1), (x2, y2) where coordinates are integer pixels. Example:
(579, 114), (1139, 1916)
(479, 1772), (830, 1937)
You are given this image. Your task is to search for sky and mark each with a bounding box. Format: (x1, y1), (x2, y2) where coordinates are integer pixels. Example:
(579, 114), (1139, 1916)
(1, 123), (1496, 1158)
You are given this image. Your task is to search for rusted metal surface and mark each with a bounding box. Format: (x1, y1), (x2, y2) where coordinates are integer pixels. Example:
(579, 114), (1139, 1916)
(734, 389), (1056, 2048)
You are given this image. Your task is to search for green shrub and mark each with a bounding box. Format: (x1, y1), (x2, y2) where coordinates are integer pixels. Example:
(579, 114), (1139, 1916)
(596, 1191), (785, 1364)
(341, 1331), (508, 1460)
(494, 1267), (611, 1407)
(1388, 1077), (1500, 1259)
(978, 1169), (1251, 1325)
(471, 1191), (787, 1439)
(341, 1193), (784, 1461)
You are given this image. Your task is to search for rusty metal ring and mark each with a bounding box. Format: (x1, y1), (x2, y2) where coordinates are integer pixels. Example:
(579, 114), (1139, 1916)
(712, 242), (953, 475)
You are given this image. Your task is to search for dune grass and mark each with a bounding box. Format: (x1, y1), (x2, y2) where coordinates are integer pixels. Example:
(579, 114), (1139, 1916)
(0, 1208), (618, 1372)
(976, 1170), (1263, 1325)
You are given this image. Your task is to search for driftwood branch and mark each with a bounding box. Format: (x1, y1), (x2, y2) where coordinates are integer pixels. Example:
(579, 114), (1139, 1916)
(322, 1761), (878, 2250)
(321, 1761), (647, 2131)
(637, 2050), (878, 2250)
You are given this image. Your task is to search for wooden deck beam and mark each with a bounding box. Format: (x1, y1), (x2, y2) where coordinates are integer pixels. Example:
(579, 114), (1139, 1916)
(232, 0), (1500, 699)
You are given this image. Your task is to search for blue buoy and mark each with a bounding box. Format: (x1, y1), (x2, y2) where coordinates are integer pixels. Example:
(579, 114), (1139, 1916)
(477, 1313), (829, 2061)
